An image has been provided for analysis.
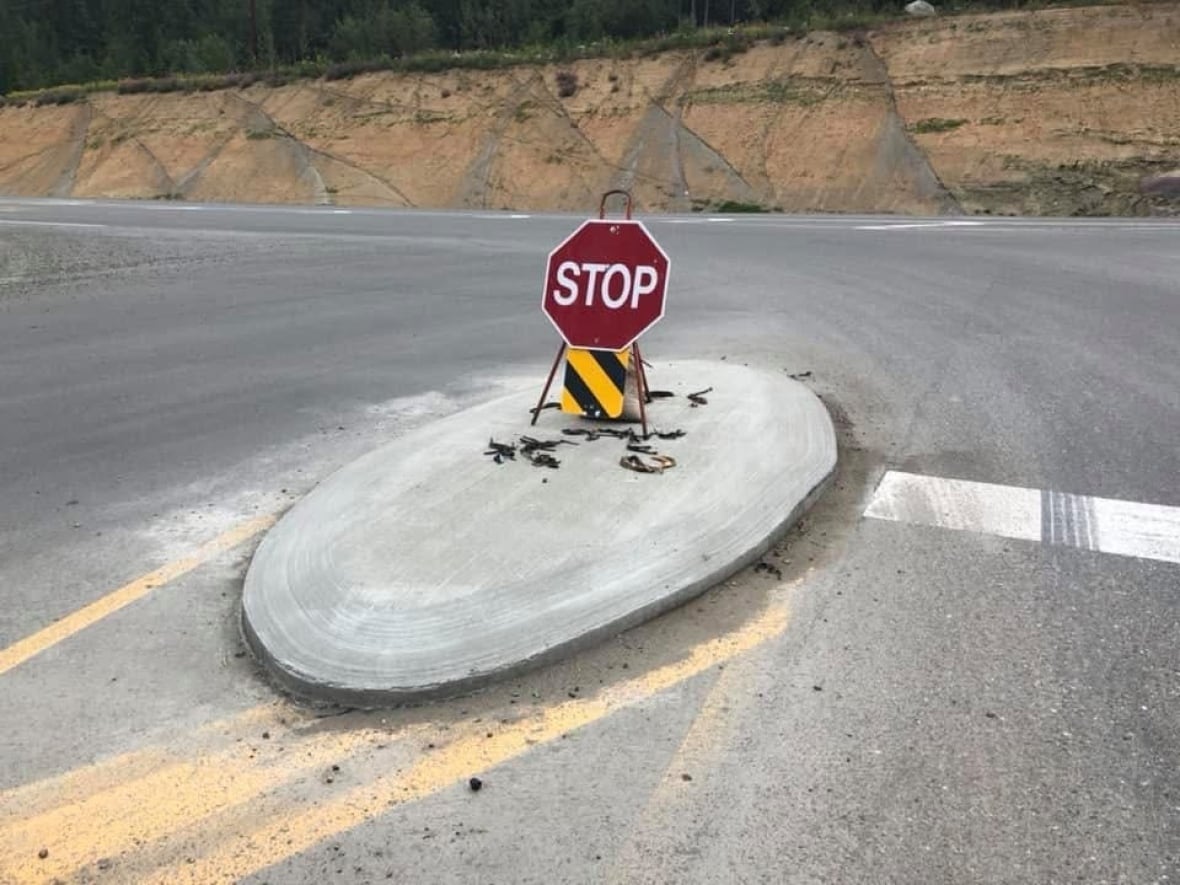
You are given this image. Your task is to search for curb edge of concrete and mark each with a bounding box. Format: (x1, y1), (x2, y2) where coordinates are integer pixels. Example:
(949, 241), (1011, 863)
(242, 460), (837, 711)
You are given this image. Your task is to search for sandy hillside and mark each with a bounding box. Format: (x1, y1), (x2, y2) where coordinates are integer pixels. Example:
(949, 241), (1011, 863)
(0, 2), (1177, 215)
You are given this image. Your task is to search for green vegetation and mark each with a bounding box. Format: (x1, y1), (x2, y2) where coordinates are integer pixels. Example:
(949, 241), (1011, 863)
(700, 31), (754, 62)
(910, 117), (968, 133)
(413, 108), (449, 123)
(513, 101), (534, 122)
(714, 200), (777, 213)
(959, 63), (1180, 89)
(0, 0), (1127, 102)
(690, 196), (783, 213)
(685, 78), (829, 107)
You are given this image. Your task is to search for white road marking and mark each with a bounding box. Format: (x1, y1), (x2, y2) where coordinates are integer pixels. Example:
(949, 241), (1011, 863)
(0, 219), (106, 229)
(658, 217), (736, 225)
(3, 199), (94, 207)
(151, 204), (247, 212)
(856, 220), (986, 231)
(865, 471), (1180, 565)
(855, 219), (1179, 232)
(865, 472), (1042, 542)
(0, 199), (1173, 233)
(129, 204), (372, 216)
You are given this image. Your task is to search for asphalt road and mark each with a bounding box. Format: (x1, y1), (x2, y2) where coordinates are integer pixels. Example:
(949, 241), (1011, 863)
(0, 198), (1177, 884)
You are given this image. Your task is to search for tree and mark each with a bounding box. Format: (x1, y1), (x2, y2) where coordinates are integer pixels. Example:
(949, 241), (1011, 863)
(0, 0), (942, 91)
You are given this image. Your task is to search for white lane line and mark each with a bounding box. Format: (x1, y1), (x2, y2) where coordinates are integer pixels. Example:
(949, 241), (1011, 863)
(856, 219), (1178, 232)
(856, 222), (942, 231)
(0, 219), (106, 229)
(658, 217), (736, 225)
(864, 471), (1180, 565)
(856, 220), (986, 231)
(2, 199), (95, 207)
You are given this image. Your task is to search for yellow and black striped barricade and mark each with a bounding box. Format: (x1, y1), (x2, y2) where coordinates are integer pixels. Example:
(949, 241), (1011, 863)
(561, 347), (630, 420)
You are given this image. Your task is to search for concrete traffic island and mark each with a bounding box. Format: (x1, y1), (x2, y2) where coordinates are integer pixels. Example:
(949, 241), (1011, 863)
(241, 360), (837, 706)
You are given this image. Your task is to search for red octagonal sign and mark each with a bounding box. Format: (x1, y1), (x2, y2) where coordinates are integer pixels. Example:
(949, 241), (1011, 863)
(542, 219), (670, 351)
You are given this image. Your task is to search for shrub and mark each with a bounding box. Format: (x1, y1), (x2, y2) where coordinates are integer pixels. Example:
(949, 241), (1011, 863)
(702, 31), (752, 63)
(33, 88), (85, 106)
(324, 58), (391, 81)
(910, 117), (968, 134)
(402, 53), (452, 74)
(555, 69), (578, 97)
(117, 78), (153, 94)
(222, 72), (258, 88)
(715, 200), (772, 213)
(117, 71), (295, 95)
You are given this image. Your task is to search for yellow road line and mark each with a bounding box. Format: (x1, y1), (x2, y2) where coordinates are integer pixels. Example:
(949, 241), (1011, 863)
(0, 514), (276, 677)
(0, 552), (790, 883)
(0, 721), (414, 883)
(144, 603), (790, 884)
(0, 706), (278, 820)
(606, 650), (751, 881)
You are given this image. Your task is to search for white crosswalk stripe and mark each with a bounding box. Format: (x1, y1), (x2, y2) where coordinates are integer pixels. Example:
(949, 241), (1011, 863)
(865, 471), (1180, 565)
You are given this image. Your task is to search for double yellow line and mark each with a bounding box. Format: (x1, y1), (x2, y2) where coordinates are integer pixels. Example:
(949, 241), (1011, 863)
(0, 603), (788, 883)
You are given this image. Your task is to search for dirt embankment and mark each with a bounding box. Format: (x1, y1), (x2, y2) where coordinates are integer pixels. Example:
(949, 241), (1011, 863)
(1, 3), (1177, 216)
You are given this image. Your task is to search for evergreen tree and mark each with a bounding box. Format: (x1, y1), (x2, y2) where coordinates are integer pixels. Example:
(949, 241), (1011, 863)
(0, 0), (906, 91)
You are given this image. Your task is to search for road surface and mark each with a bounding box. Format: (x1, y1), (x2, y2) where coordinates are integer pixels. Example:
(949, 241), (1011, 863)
(0, 199), (1177, 883)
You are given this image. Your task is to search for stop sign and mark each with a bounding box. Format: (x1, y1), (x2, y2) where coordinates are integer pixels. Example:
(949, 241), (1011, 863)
(542, 219), (670, 351)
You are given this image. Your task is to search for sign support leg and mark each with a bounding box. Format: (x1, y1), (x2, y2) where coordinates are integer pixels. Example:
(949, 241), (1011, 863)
(531, 344), (566, 426)
(632, 342), (649, 438)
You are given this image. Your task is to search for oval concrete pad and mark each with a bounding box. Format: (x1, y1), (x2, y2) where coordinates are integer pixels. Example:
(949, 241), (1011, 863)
(242, 360), (836, 705)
